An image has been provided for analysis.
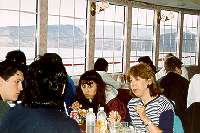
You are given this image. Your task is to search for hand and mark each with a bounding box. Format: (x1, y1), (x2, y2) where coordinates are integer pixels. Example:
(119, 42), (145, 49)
(133, 105), (149, 123)
(107, 111), (121, 123)
(71, 101), (82, 111)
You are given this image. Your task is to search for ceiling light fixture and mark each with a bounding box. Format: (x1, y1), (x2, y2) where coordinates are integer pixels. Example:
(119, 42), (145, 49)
(96, 0), (109, 14)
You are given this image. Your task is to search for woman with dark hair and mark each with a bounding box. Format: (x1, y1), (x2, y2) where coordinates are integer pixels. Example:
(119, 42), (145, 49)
(0, 53), (80, 133)
(71, 70), (127, 120)
(127, 63), (174, 132)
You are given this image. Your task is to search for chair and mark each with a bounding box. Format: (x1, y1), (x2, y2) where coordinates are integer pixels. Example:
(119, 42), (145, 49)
(184, 102), (200, 133)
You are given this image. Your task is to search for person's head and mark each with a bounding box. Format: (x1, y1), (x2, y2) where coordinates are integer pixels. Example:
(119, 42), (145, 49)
(94, 58), (108, 71)
(0, 61), (24, 101)
(164, 56), (182, 75)
(22, 53), (67, 110)
(138, 56), (157, 73)
(138, 56), (153, 65)
(126, 63), (160, 98)
(6, 50), (26, 65)
(164, 53), (174, 62)
(76, 70), (106, 111)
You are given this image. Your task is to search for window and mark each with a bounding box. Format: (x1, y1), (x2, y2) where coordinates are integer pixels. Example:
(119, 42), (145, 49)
(95, 4), (125, 73)
(159, 10), (178, 67)
(48, 0), (87, 75)
(0, 0), (37, 64)
(183, 14), (198, 65)
(131, 8), (154, 66)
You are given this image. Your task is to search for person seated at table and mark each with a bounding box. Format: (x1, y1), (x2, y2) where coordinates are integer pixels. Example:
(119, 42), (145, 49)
(0, 60), (24, 121)
(94, 58), (121, 104)
(0, 53), (80, 133)
(71, 70), (127, 121)
(5, 50), (28, 102)
(127, 63), (174, 132)
(156, 53), (189, 80)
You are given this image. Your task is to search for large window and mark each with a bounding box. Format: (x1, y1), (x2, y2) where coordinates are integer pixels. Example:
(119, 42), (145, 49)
(95, 4), (125, 73)
(159, 10), (178, 67)
(183, 14), (198, 65)
(0, 0), (37, 64)
(48, 0), (87, 75)
(130, 8), (154, 66)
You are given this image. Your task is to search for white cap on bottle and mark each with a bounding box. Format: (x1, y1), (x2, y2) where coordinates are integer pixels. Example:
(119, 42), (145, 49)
(99, 107), (104, 111)
(88, 108), (93, 112)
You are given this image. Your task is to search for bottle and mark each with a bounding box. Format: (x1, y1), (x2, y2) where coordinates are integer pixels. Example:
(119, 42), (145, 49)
(97, 107), (107, 132)
(86, 108), (96, 133)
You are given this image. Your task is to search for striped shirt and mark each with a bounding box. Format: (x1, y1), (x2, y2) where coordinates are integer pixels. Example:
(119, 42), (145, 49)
(128, 95), (174, 133)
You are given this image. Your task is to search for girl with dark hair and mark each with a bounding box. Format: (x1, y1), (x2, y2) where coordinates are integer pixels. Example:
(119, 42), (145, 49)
(71, 70), (127, 121)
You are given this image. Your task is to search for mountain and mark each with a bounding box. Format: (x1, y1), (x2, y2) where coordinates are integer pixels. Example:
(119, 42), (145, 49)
(0, 25), (196, 52)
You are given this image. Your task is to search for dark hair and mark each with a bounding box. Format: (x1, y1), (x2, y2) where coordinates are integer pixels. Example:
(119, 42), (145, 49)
(0, 60), (19, 81)
(127, 63), (161, 97)
(76, 70), (106, 113)
(22, 53), (67, 110)
(94, 58), (108, 71)
(165, 53), (174, 59)
(164, 56), (183, 72)
(6, 50), (26, 65)
(138, 56), (157, 73)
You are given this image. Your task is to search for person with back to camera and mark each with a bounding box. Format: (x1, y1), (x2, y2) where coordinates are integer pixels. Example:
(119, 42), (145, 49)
(0, 53), (80, 133)
(127, 63), (174, 132)
(156, 53), (189, 80)
(158, 56), (189, 129)
(0, 60), (24, 121)
(94, 58), (122, 104)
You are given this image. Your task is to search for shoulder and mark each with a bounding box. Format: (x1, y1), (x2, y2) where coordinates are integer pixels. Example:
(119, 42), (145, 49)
(157, 95), (174, 112)
(96, 71), (106, 75)
(191, 74), (200, 81)
(181, 66), (188, 72)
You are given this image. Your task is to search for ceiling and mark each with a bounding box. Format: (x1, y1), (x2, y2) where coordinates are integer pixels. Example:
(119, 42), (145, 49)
(129, 0), (200, 11)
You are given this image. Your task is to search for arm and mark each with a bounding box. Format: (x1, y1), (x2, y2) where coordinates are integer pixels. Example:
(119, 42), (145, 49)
(158, 109), (174, 133)
(187, 74), (200, 108)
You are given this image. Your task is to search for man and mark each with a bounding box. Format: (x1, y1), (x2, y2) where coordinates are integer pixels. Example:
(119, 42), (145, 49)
(0, 60), (24, 121)
(158, 56), (189, 128)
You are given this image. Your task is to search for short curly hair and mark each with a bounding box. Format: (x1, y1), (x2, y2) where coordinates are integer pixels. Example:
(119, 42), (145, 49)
(164, 56), (182, 73)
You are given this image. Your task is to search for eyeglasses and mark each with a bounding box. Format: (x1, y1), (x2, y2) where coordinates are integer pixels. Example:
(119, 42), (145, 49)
(81, 80), (95, 89)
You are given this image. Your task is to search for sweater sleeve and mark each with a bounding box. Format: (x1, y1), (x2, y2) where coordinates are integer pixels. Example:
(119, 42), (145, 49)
(158, 109), (174, 133)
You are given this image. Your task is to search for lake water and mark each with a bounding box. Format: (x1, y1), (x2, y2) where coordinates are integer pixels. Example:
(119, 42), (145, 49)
(0, 47), (196, 75)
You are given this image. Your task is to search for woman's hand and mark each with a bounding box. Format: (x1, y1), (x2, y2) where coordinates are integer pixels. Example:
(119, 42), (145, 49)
(71, 101), (82, 111)
(107, 111), (121, 123)
(134, 105), (150, 124)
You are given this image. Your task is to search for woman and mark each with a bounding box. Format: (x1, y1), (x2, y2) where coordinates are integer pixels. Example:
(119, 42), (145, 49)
(72, 70), (126, 121)
(127, 63), (174, 132)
